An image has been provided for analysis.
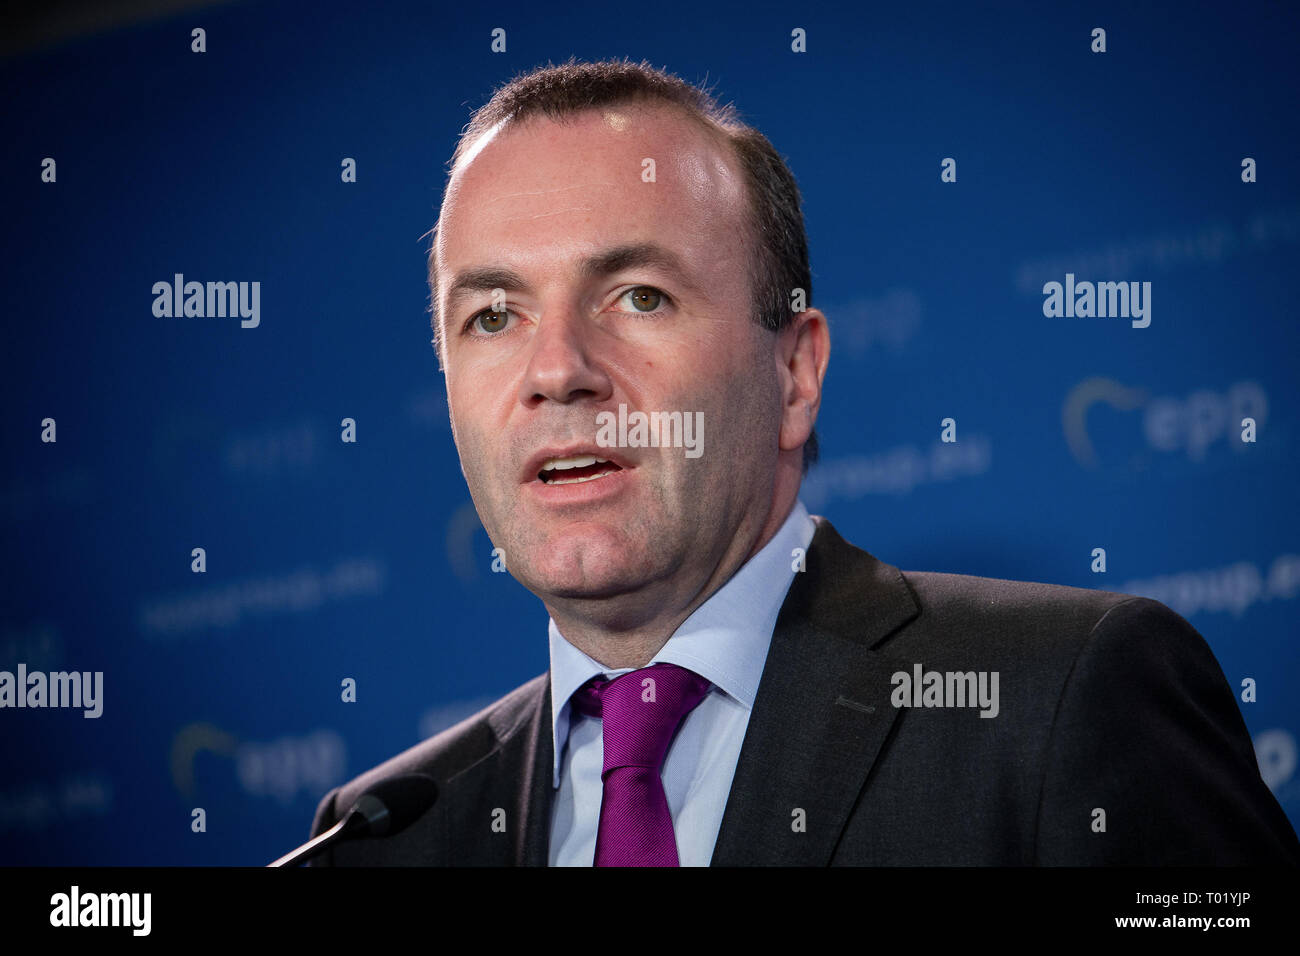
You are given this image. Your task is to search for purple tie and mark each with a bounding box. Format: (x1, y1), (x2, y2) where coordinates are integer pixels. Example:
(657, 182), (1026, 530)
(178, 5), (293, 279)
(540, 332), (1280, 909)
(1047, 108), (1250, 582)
(570, 662), (712, 866)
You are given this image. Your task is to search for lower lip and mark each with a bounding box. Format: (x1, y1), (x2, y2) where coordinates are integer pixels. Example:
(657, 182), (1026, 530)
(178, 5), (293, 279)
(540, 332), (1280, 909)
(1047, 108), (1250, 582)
(524, 466), (632, 504)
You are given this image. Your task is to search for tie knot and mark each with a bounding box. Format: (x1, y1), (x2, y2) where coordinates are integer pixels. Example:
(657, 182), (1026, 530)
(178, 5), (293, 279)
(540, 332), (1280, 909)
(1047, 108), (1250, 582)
(570, 663), (712, 772)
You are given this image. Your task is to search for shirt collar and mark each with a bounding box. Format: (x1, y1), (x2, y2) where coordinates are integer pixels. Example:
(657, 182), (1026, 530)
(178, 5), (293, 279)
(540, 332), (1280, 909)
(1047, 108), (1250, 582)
(547, 499), (817, 787)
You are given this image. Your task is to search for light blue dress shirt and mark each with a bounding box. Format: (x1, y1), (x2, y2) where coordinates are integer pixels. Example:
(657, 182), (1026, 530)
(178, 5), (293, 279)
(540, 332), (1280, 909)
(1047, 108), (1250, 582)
(547, 499), (817, 866)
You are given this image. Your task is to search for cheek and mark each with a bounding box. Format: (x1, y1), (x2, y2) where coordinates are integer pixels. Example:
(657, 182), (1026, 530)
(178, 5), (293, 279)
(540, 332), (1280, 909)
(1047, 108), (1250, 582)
(447, 406), (489, 472)
(729, 356), (783, 448)
(446, 374), (494, 445)
(716, 338), (776, 403)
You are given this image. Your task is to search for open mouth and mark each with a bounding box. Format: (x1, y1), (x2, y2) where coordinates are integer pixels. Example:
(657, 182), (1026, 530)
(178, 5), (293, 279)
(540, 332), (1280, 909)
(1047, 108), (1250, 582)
(537, 455), (624, 485)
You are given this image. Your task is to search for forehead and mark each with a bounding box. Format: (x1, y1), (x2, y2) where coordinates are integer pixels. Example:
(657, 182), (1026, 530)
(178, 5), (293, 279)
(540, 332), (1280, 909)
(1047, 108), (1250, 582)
(435, 102), (748, 289)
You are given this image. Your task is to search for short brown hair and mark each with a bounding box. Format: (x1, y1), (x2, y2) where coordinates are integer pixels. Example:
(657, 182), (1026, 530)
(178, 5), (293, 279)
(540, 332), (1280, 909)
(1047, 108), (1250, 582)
(429, 57), (818, 472)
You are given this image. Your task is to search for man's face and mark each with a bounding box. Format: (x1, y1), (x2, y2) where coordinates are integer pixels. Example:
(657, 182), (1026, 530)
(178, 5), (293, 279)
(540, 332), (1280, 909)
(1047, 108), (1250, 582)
(435, 103), (785, 616)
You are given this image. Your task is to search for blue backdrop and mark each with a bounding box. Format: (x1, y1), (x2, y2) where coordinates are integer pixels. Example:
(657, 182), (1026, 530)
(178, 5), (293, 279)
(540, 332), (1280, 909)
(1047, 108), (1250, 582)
(2, 0), (1297, 864)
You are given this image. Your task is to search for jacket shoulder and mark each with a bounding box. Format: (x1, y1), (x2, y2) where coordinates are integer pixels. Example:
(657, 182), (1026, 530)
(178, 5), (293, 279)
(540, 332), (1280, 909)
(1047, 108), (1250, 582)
(902, 567), (1143, 634)
(806, 515), (1151, 656)
(310, 672), (547, 837)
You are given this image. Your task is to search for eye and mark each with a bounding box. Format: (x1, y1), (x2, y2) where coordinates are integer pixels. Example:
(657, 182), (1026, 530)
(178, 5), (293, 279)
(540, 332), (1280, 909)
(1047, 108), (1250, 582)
(618, 286), (671, 314)
(465, 308), (512, 335)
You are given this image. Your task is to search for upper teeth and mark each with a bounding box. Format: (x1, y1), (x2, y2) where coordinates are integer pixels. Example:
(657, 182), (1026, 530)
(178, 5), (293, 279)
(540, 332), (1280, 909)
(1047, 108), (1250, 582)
(541, 455), (609, 471)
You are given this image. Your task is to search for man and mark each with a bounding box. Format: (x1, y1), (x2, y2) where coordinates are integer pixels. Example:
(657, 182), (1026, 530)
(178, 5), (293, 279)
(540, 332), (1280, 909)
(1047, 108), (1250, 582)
(308, 58), (1300, 865)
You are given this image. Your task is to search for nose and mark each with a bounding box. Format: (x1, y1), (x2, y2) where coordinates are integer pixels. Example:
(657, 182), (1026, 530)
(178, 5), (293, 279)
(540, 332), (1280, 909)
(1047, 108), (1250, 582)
(517, 308), (613, 409)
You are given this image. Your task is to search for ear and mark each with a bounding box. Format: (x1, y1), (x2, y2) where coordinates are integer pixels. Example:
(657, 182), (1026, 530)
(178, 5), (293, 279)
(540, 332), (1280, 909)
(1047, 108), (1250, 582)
(776, 308), (830, 454)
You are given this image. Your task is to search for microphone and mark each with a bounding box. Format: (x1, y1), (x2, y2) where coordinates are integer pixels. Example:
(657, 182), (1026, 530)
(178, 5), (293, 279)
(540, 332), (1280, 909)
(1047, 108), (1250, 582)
(268, 772), (439, 867)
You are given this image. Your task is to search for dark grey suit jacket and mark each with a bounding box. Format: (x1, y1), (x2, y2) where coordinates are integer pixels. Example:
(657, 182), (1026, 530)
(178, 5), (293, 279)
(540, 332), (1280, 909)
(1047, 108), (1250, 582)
(309, 516), (1300, 865)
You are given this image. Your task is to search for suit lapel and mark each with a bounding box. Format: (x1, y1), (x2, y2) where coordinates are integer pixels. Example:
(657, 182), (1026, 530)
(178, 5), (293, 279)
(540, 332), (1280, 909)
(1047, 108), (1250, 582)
(516, 680), (554, 865)
(710, 517), (919, 865)
(446, 675), (554, 865)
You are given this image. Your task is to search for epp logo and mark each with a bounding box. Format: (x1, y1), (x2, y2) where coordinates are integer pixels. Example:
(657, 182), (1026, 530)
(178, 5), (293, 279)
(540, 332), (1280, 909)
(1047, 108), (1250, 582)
(1063, 377), (1267, 469)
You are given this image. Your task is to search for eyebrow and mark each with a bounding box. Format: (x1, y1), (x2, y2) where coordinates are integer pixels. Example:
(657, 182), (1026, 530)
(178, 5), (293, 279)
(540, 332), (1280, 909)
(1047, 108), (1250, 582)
(441, 241), (706, 317)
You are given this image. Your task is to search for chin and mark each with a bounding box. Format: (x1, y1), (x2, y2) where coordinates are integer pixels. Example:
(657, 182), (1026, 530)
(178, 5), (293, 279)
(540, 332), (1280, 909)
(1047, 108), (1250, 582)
(521, 539), (659, 600)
